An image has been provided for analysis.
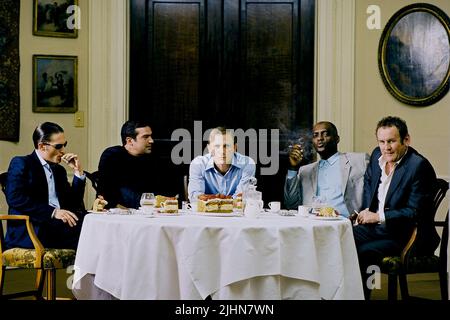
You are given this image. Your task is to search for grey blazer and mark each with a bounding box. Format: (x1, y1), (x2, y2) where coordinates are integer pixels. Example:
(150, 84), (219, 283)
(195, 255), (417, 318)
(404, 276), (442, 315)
(284, 152), (369, 212)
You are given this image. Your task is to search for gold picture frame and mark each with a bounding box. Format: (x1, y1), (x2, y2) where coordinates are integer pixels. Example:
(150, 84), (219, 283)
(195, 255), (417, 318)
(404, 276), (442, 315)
(33, 0), (79, 38)
(33, 55), (78, 113)
(378, 3), (450, 106)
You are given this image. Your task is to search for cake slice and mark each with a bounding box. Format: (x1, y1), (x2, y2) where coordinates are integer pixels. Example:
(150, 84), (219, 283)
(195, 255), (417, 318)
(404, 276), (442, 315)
(197, 194), (234, 213)
(161, 199), (179, 213)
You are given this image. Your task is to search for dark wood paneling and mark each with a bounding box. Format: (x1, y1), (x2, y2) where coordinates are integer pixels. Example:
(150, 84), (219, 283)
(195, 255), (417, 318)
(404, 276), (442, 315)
(129, 0), (315, 202)
(151, 2), (201, 135)
(242, 1), (297, 132)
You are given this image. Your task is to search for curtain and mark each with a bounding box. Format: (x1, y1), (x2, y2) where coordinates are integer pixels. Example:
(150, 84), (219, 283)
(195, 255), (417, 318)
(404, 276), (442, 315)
(0, 0), (20, 142)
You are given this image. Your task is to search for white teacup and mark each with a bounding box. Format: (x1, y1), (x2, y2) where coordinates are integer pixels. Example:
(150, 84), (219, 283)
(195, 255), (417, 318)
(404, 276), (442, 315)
(298, 205), (309, 217)
(268, 201), (281, 212)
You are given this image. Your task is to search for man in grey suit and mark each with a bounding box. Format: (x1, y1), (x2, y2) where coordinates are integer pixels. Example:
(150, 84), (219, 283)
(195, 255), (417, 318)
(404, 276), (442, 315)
(284, 121), (369, 218)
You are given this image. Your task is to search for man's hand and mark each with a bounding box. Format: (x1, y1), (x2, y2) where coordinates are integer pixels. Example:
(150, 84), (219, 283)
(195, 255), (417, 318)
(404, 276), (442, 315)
(288, 144), (303, 168)
(54, 209), (79, 227)
(356, 208), (380, 225)
(61, 153), (83, 176)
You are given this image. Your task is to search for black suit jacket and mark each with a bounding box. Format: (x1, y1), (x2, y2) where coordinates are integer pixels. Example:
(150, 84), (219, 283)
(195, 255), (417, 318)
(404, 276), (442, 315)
(362, 146), (440, 255)
(5, 151), (85, 248)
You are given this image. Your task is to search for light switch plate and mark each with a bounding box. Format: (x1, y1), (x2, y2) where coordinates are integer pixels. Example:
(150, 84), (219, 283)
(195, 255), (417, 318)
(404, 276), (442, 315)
(74, 111), (84, 127)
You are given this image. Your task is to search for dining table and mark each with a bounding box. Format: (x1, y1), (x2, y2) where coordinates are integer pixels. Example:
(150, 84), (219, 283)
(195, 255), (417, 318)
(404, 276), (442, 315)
(72, 209), (364, 300)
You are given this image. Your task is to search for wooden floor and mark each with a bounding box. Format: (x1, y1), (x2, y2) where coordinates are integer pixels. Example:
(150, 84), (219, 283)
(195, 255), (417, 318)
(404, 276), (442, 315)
(2, 268), (445, 300)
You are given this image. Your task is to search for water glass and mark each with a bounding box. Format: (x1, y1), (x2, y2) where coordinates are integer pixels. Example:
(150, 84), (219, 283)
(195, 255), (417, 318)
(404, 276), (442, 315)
(140, 193), (155, 208)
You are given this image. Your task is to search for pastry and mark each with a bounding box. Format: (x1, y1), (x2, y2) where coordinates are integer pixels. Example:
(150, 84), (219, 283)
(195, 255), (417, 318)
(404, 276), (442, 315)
(317, 206), (338, 217)
(161, 199), (179, 213)
(155, 195), (177, 208)
(92, 198), (108, 212)
(197, 194), (234, 213)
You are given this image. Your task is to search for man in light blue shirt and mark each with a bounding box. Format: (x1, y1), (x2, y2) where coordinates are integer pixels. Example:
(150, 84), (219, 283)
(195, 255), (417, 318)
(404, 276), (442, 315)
(188, 127), (256, 202)
(284, 121), (369, 218)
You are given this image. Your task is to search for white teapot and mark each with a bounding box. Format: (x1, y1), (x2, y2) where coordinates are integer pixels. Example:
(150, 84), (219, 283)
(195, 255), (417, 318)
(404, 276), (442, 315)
(244, 199), (263, 218)
(242, 177), (263, 218)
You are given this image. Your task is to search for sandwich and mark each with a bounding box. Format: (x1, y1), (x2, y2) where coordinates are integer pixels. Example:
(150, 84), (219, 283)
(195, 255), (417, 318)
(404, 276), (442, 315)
(161, 199), (179, 213)
(233, 193), (243, 210)
(155, 195), (177, 208)
(317, 206), (338, 217)
(92, 197), (108, 212)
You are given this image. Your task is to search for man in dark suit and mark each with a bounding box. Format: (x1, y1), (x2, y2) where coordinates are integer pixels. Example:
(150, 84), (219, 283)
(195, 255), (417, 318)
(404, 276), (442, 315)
(5, 122), (86, 250)
(353, 116), (439, 299)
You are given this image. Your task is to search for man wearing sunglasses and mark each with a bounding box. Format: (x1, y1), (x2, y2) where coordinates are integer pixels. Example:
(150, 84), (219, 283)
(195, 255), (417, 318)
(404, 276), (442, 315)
(4, 122), (86, 250)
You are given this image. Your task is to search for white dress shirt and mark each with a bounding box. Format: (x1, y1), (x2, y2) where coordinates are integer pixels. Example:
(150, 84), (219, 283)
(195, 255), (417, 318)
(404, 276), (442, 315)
(376, 149), (407, 222)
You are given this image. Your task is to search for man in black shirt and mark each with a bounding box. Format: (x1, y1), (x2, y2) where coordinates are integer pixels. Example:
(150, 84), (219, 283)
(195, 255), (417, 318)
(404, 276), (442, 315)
(97, 120), (156, 208)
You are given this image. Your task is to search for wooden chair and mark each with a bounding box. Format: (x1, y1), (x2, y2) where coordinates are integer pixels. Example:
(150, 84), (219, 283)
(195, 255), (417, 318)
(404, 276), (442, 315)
(0, 172), (76, 300)
(183, 174), (189, 202)
(381, 178), (449, 300)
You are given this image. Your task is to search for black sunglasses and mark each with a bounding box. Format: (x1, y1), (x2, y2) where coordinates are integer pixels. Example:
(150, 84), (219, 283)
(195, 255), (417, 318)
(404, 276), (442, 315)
(44, 141), (68, 150)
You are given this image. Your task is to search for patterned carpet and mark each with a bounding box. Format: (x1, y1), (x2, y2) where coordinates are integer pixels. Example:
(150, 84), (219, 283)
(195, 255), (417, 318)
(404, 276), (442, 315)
(2, 269), (443, 300)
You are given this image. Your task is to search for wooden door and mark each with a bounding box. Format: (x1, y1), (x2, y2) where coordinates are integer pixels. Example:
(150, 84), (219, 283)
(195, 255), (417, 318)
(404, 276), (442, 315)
(130, 0), (315, 202)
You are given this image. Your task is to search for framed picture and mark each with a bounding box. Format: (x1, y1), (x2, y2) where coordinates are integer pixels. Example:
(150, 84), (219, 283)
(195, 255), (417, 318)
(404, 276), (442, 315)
(33, 0), (78, 38)
(33, 55), (78, 113)
(378, 3), (450, 106)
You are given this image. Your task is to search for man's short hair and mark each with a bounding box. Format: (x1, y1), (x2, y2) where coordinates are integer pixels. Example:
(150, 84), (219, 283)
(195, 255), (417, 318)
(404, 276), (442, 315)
(120, 120), (151, 145)
(314, 121), (339, 137)
(32, 122), (64, 148)
(208, 126), (237, 144)
(376, 116), (409, 142)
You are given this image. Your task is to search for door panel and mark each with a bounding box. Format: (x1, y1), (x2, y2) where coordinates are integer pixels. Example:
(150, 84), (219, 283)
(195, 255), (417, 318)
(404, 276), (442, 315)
(242, 1), (297, 132)
(152, 2), (201, 132)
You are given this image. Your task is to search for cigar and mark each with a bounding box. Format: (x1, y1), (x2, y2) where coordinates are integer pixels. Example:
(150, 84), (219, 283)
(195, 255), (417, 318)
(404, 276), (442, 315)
(349, 210), (359, 221)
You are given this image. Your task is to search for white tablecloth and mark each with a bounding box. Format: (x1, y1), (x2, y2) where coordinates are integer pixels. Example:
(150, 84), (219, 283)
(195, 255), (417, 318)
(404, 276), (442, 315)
(72, 212), (364, 300)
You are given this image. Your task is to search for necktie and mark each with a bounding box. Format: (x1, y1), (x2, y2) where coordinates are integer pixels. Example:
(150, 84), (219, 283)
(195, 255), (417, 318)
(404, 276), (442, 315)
(44, 163), (60, 209)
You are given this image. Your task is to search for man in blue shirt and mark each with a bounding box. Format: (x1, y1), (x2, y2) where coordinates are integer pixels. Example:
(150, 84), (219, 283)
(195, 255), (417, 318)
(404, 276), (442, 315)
(284, 121), (368, 217)
(188, 127), (256, 202)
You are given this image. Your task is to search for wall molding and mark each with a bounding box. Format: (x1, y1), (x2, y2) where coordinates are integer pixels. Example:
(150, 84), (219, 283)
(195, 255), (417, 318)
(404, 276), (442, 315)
(87, 0), (129, 204)
(315, 0), (356, 151)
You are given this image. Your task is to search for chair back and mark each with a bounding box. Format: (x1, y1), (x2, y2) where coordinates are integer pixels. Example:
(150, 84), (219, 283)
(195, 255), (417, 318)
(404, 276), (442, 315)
(432, 178), (449, 216)
(183, 175), (189, 201)
(438, 210), (448, 271)
(84, 170), (99, 194)
(0, 172), (7, 194)
(414, 178), (449, 255)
